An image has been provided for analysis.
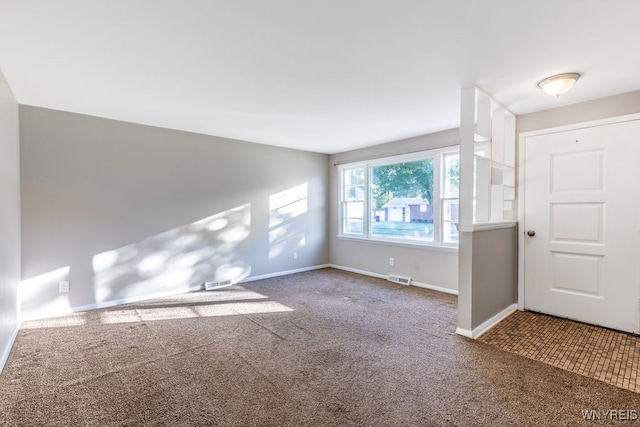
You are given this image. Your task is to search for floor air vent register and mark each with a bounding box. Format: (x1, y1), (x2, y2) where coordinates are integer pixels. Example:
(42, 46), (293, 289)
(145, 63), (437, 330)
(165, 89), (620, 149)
(204, 280), (233, 290)
(387, 274), (412, 285)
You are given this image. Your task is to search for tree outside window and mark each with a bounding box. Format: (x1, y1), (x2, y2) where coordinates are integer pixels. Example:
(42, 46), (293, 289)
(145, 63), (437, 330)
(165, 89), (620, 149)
(339, 148), (459, 247)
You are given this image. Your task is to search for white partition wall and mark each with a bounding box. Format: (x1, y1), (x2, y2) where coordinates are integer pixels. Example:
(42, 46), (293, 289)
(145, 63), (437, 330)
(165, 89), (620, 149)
(457, 87), (518, 338)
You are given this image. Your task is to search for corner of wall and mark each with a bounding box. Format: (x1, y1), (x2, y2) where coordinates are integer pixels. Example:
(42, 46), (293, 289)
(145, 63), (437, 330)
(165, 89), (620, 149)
(0, 68), (21, 374)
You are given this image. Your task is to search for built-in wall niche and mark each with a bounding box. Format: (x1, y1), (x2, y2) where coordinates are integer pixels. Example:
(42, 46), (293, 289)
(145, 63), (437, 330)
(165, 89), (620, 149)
(472, 89), (516, 223)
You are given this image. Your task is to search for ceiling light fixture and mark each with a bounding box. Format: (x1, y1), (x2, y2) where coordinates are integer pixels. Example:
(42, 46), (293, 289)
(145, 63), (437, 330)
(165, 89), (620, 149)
(537, 72), (581, 97)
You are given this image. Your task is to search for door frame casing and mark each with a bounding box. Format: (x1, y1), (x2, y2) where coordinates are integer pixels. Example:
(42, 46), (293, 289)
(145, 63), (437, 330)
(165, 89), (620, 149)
(517, 112), (640, 310)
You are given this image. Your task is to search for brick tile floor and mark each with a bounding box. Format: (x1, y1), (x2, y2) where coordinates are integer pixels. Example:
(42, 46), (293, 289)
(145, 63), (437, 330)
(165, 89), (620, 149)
(478, 310), (640, 393)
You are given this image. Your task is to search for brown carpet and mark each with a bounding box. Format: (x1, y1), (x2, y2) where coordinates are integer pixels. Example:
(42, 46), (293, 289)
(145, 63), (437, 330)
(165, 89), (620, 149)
(479, 310), (640, 393)
(1, 268), (639, 426)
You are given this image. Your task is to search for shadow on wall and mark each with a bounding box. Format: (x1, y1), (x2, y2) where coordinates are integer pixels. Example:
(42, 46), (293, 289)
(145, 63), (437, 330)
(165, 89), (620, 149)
(20, 184), (310, 320)
(92, 203), (253, 305)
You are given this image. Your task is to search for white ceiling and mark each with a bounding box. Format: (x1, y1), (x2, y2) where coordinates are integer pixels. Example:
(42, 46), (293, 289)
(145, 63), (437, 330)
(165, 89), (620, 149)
(1, 1), (639, 154)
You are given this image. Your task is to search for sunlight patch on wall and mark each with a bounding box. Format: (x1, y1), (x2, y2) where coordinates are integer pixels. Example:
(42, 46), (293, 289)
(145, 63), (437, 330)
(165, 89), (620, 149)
(216, 267), (252, 286)
(92, 203), (252, 304)
(20, 266), (70, 289)
(269, 183), (308, 227)
(269, 184), (307, 260)
(19, 266), (73, 321)
(138, 253), (170, 275)
(269, 230), (306, 260)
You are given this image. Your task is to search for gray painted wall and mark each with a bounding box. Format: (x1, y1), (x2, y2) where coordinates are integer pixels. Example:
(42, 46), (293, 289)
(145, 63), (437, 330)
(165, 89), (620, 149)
(329, 129), (459, 292)
(518, 90), (640, 133)
(20, 106), (329, 319)
(470, 227), (517, 329)
(0, 70), (21, 371)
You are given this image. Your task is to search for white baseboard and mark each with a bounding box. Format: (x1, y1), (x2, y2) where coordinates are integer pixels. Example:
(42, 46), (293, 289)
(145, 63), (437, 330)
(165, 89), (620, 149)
(329, 264), (387, 280)
(240, 264), (331, 283)
(456, 303), (517, 339)
(329, 264), (458, 296)
(455, 327), (473, 338)
(78, 284), (206, 313)
(411, 280), (458, 295)
(20, 284), (205, 322)
(21, 263), (454, 322)
(0, 324), (21, 374)
(21, 264), (332, 321)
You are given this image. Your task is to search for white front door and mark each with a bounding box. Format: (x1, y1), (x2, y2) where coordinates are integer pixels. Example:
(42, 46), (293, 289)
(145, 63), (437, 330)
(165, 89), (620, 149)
(523, 119), (640, 334)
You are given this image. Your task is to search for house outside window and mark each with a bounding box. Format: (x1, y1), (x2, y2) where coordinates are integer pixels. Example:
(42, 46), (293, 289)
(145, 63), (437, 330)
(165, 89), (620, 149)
(339, 148), (459, 247)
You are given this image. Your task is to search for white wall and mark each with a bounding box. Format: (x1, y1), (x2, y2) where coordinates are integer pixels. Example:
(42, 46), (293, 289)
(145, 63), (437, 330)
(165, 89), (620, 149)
(0, 69), (21, 372)
(329, 129), (459, 292)
(20, 106), (329, 319)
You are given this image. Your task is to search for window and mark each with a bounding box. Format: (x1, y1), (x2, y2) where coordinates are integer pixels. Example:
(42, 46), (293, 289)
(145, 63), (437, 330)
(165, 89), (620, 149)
(341, 167), (365, 235)
(339, 148), (459, 247)
(371, 158), (434, 241)
(442, 153), (460, 244)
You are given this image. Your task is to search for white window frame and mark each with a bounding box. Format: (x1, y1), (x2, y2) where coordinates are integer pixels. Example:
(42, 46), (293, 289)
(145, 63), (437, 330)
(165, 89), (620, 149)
(441, 151), (460, 245)
(340, 165), (367, 237)
(338, 147), (459, 249)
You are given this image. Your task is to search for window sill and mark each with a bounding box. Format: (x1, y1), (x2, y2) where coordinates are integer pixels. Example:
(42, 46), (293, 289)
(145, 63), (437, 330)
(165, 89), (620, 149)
(455, 221), (517, 232)
(336, 235), (459, 253)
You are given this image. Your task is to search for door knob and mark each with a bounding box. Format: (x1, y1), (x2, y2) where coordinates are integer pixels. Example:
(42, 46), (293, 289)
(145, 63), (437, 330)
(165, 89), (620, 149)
(526, 230), (536, 237)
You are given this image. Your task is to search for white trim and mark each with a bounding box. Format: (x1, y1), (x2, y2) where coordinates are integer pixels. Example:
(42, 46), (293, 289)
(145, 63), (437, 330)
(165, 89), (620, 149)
(18, 262), (454, 323)
(329, 264), (387, 280)
(411, 280), (458, 295)
(20, 264), (332, 322)
(456, 303), (517, 339)
(336, 235), (458, 253)
(330, 264), (458, 295)
(455, 327), (473, 338)
(239, 264), (331, 283)
(76, 285), (204, 313)
(20, 284), (205, 322)
(456, 221), (517, 233)
(517, 113), (640, 311)
(472, 303), (518, 339)
(519, 113), (640, 140)
(518, 124), (527, 310)
(0, 325), (20, 374)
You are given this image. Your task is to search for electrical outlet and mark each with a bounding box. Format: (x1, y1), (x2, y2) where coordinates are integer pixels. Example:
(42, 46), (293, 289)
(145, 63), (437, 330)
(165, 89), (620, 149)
(389, 257), (394, 266)
(293, 252), (298, 260)
(59, 280), (70, 293)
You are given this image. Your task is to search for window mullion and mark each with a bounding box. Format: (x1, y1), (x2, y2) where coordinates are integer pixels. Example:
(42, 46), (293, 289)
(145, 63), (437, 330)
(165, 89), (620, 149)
(338, 168), (344, 236)
(433, 154), (442, 245)
(365, 165), (372, 238)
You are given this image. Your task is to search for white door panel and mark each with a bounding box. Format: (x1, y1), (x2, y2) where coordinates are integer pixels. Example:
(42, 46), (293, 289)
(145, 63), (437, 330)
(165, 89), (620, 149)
(524, 119), (640, 334)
